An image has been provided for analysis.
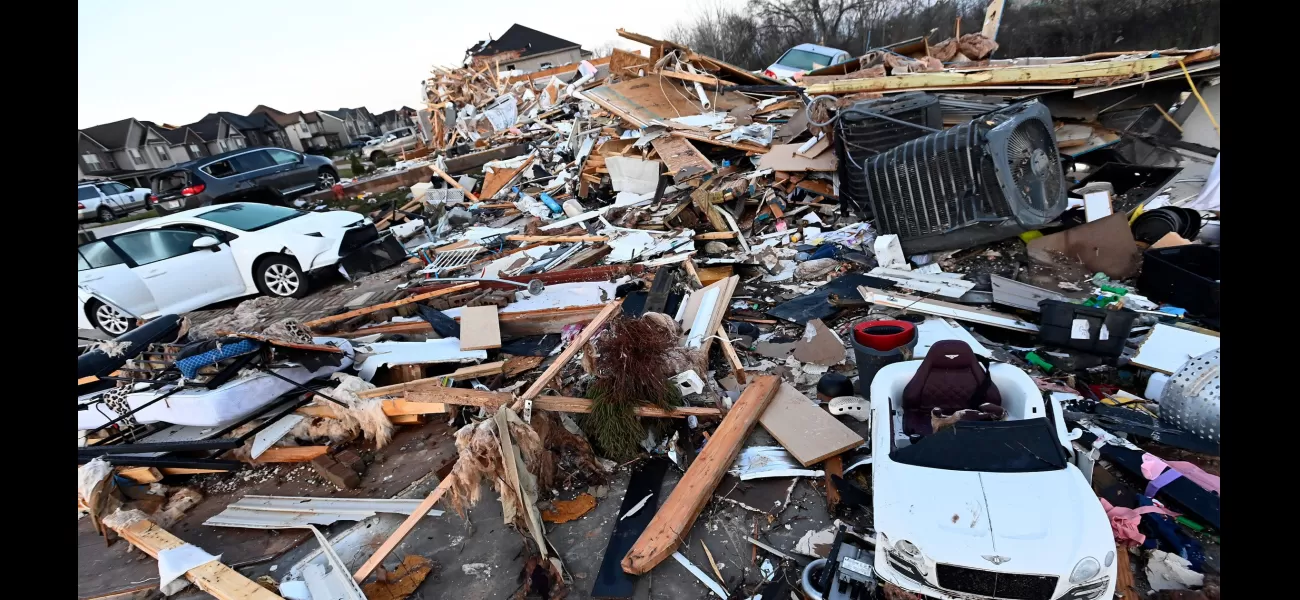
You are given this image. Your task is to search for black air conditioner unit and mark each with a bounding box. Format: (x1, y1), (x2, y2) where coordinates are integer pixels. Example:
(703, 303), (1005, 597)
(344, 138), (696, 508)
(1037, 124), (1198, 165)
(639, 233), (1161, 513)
(850, 100), (1068, 254)
(836, 92), (942, 217)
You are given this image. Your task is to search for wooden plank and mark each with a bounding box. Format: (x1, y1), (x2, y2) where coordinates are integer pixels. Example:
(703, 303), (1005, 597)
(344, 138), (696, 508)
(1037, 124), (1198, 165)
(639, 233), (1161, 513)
(117, 467), (162, 484)
(458, 306), (502, 351)
(758, 143), (837, 172)
(672, 130), (770, 154)
(802, 56), (1182, 94)
(692, 232), (737, 241)
(512, 299), (624, 415)
(659, 69), (731, 86)
(250, 446), (330, 463)
(105, 516), (284, 600)
(353, 476), (455, 583)
(450, 360), (507, 379)
(428, 164), (480, 202)
(696, 265), (733, 287)
(406, 387), (720, 418)
(505, 55), (612, 84)
(480, 155), (534, 199)
(715, 325), (748, 385)
(759, 382), (864, 467)
(381, 399), (447, 416)
(651, 136), (714, 182)
(388, 414), (425, 425)
(505, 235), (609, 243)
(982, 0), (1006, 41)
(698, 276), (739, 358)
(622, 375), (782, 575)
(339, 304), (608, 339)
(1114, 543), (1139, 600)
(584, 73), (754, 129)
(304, 282), (479, 329)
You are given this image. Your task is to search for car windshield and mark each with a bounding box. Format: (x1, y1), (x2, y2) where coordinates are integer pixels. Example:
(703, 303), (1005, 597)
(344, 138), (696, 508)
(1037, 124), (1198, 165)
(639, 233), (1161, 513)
(197, 204), (306, 232)
(777, 48), (834, 71)
(891, 418), (1068, 473)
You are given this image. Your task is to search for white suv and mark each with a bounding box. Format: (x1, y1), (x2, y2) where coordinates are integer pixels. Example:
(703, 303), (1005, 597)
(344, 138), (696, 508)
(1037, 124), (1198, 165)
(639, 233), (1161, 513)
(79, 181), (152, 223)
(367, 127), (420, 161)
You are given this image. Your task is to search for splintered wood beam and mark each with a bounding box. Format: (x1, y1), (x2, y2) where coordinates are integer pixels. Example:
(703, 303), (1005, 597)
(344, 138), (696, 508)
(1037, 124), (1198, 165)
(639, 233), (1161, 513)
(715, 326), (748, 384)
(304, 282), (479, 329)
(659, 69), (730, 86)
(248, 446), (329, 463)
(117, 467), (163, 484)
(511, 299), (624, 419)
(103, 516), (284, 600)
(353, 476), (456, 583)
(505, 235), (610, 243)
(405, 387), (720, 418)
(802, 56), (1182, 94)
(429, 164), (480, 202)
(622, 375), (781, 574)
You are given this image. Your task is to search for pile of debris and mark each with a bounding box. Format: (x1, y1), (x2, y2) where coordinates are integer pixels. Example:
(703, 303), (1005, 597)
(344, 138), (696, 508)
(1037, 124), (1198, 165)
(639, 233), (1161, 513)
(77, 22), (1219, 600)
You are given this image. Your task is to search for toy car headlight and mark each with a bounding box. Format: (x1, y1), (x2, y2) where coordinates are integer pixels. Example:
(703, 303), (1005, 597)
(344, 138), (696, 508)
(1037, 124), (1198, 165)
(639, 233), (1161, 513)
(1070, 557), (1101, 583)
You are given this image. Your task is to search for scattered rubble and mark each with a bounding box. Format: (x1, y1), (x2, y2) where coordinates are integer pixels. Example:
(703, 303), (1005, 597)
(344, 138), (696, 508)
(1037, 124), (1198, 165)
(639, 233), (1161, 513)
(78, 15), (1220, 600)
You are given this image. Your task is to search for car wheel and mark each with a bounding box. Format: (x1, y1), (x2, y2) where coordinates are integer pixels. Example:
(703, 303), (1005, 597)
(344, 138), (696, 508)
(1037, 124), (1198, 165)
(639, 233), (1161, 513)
(369, 150), (385, 162)
(87, 300), (136, 336)
(96, 206), (115, 223)
(317, 169), (338, 190)
(255, 255), (310, 299)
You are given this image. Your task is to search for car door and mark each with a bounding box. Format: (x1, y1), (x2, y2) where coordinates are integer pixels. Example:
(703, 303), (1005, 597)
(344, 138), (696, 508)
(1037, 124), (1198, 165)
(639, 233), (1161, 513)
(107, 228), (247, 314)
(228, 149), (284, 197)
(77, 239), (159, 317)
(96, 182), (130, 213)
(106, 182), (143, 211)
(266, 148), (317, 194)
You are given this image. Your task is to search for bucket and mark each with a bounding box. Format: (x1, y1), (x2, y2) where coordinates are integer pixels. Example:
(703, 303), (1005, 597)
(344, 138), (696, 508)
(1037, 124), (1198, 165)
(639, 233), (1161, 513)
(851, 320), (918, 397)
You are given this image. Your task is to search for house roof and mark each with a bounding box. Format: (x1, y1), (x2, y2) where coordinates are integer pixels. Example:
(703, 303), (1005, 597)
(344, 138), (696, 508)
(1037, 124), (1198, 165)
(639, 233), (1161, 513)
(140, 121), (189, 144)
(200, 111), (281, 133)
(303, 111), (322, 123)
(468, 24), (580, 60)
(81, 118), (137, 150)
(250, 105), (303, 127)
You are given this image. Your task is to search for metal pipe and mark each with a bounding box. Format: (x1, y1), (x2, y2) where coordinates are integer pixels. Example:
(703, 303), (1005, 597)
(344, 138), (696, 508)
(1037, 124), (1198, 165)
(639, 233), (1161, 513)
(423, 277), (545, 295)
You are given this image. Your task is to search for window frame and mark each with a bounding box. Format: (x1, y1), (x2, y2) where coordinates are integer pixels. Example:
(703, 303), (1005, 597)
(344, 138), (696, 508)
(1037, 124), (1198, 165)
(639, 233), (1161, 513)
(153, 144), (170, 161)
(82, 153), (102, 169)
(104, 228), (208, 268)
(128, 147), (145, 165)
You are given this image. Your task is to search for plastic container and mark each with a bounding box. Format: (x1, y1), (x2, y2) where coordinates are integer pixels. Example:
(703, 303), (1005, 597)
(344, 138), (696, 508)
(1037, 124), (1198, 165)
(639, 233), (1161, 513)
(1037, 300), (1139, 357)
(1137, 246), (1220, 317)
(851, 320), (918, 396)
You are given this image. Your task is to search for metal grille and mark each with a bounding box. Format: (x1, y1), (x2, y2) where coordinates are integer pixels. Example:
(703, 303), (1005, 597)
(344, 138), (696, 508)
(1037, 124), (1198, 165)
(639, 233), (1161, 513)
(837, 93), (942, 217)
(339, 224), (379, 253)
(935, 564), (1059, 600)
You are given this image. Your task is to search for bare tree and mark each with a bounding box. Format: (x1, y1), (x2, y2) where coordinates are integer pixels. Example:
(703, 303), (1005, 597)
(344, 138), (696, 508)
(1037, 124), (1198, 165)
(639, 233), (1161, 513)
(590, 41), (618, 59)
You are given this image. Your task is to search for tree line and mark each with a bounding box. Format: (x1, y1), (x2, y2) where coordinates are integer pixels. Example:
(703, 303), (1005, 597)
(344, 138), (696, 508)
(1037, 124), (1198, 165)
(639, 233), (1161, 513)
(666, 0), (1220, 69)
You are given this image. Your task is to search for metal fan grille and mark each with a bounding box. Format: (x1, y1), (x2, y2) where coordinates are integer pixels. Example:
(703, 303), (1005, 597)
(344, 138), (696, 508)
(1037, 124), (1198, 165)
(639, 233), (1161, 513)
(1004, 120), (1061, 211)
(1158, 348), (1220, 443)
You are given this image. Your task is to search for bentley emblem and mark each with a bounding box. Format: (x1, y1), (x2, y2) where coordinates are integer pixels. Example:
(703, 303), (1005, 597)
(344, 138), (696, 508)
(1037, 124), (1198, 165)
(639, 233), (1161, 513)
(982, 555), (1011, 565)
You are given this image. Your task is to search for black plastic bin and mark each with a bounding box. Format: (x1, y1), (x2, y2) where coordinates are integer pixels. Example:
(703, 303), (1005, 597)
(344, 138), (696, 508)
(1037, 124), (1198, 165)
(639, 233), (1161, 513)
(1037, 301), (1139, 357)
(1137, 246), (1220, 317)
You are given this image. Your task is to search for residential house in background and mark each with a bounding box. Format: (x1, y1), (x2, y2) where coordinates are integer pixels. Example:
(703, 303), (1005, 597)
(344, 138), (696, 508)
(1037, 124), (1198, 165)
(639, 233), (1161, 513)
(141, 122), (209, 164)
(250, 105), (316, 152)
(324, 107), (379, 140)
(466, 24), (587, 74)
(184, 116), (248, 156)
(195, 111), (290, 149)
(78, 118), (182, 188)
(303, 111), (345, 151)
(376, 107), (419, 134)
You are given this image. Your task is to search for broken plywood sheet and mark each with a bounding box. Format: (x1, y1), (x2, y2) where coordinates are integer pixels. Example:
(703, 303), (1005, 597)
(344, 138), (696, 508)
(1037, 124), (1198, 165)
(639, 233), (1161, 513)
(860, 286), (1039, 332)
(356, 339), (488, 380)
(792, 318), (847, 366)
(989, 274), (1069, 312)
(1131, 324), (1220, 374)
(584, 73), (754, 129)
(757, 143), (838, 172)
(651, 135), (714, 182)
(759, 382), (863, 466)
(606, 156), (661, 194)
(867, 267), (974, 298)
(459, 306), (502, 351)
(1026, 212), (1141, 280)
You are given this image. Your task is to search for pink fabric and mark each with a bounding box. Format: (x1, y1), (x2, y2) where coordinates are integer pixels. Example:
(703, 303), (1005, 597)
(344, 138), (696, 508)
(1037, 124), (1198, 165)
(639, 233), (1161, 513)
(1100, 498), (1180, 546)
(1141, 453), (1220, 496)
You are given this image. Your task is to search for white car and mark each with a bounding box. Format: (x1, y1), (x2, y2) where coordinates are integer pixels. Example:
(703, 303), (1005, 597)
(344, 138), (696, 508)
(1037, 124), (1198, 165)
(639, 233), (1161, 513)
(763, 43), (853, 80)
(79, 181), (153, 223)
(366, 126), (420, 161)
(868, 359), (1116, 600)
(77, 202), (379, 335)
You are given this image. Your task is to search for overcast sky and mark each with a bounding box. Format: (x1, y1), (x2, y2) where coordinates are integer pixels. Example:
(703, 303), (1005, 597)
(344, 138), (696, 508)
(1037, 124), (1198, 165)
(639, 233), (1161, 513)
(77, 0), (744, 128)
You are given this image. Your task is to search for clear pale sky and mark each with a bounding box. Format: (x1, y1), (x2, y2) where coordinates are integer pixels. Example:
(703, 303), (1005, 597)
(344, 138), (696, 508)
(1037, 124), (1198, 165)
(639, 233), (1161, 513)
(78, 0), (743, 129)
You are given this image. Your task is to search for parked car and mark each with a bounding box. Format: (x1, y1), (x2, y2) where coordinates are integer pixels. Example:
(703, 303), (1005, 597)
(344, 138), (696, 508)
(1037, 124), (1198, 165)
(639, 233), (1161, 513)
(366, 126), (420, 161)
(764, 43), (853, 80)
(148, 147), (340, 217)
(343, 134), (375, 151)
(76, 202), (383, 335)
(78, 181), (153, 223)
(867, 352), (1116, 600)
